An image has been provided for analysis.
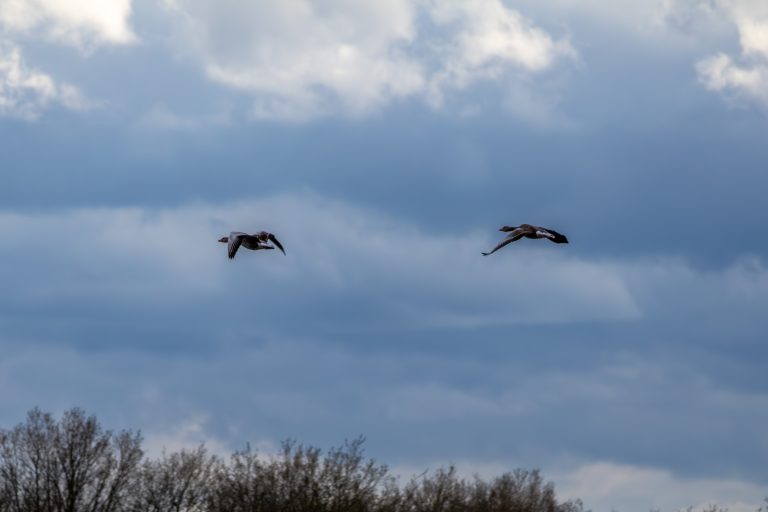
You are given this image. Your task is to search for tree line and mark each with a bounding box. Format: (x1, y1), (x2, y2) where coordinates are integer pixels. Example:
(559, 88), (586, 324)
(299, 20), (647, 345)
(0, 406), (576, 512)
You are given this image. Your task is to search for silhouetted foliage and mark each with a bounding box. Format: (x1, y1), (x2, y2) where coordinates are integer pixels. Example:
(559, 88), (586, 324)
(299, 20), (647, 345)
(16, 407), (740, 512)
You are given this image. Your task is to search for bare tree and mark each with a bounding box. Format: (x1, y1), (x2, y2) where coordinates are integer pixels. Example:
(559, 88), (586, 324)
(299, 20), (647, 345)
(207, 440), (324, 512)
(392, 467), (584, 512)
(321, 438), (390, 512)
(398, 466), (468, 512)
(206, 445), (266, 512)
(1, 409), (587, 512)
(128, 445), (218, 512)
(207, 437), (392, 512)
(0, 408), (142, 512)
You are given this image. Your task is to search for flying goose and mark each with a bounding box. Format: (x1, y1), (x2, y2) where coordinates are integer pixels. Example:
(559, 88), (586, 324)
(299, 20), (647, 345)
(218, 231), (286, 259)
(482, 224), (568, 256)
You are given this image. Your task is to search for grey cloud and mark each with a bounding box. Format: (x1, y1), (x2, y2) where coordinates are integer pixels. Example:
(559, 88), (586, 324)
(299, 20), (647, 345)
(0, 195), (639, 347)
(0, 195), (766, 487)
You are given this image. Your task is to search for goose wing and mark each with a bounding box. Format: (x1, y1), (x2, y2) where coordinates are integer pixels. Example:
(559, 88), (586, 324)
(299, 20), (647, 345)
(536, 226), (568, 244)
(482, 230), (526, 256)
(228, 232), (246, 259)
(268, 233), (286, 255)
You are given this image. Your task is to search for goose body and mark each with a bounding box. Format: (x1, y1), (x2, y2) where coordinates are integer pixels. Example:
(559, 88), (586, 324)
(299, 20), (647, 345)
(218, 231), (286, 259)
(482, 224), (568, 256)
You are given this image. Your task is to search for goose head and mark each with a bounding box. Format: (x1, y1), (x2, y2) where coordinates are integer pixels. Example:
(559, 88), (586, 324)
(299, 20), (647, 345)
(218, 237), (229, 243)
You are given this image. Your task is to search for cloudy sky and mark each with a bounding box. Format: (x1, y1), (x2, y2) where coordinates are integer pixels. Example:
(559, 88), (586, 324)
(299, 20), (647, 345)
(1, 0), (767, 510)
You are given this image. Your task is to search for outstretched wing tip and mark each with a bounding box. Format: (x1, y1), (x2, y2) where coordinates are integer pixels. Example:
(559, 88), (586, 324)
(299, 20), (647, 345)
(268, 233), (286, 255)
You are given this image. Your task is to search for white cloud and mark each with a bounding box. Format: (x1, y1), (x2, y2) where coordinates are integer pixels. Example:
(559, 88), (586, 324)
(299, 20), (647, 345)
(555, 462), (766, 512)
(142, 415), (232, 458)
(0, 0), (134, 118)
(533, 0), (768, 109)
(425, 0), (573, 106)
(162, 0), (424, 120)
(696, 1), (768, 107)
(697, 52), (768, 105)
(0, 0), (136, 50)
(0, 40), (89, 119)
(736, 17), (768, 58)
(161, 0), (573, 120)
